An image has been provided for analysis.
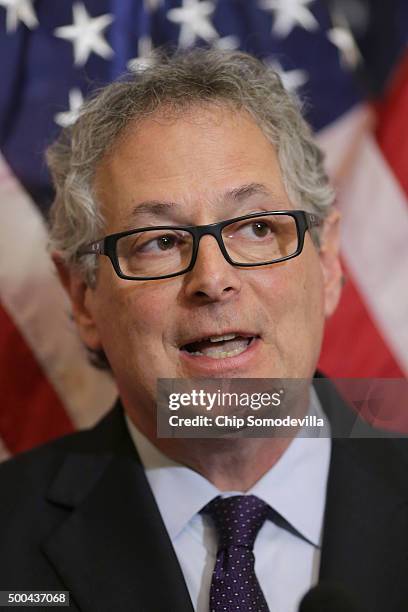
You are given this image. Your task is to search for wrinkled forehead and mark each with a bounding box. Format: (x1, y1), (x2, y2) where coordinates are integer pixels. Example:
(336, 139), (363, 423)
(93, 103), (292, 232)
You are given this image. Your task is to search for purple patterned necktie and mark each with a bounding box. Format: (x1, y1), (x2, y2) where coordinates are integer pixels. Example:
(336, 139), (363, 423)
(201, 495), (271, 612)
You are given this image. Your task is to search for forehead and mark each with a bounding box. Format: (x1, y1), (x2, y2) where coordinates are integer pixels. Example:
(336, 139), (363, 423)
(94, 104), (292, 230)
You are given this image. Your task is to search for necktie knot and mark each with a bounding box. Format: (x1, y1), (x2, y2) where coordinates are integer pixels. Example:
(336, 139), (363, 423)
(201, 494), (270, 550)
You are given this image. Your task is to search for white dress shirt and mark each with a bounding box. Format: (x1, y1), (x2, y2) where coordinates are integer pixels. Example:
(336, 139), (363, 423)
(125, 390), (331, 612)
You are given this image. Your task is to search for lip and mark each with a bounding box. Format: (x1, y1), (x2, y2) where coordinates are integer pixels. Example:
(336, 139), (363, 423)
(178, 335), (261, 375)
(178, 330), (257, 349)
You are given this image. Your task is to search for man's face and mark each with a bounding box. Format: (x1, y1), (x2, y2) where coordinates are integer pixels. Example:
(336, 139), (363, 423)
(69, 105), (341, 432)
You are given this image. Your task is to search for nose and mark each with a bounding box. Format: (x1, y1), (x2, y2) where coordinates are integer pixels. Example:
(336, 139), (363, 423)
(182, 234), (242, 302)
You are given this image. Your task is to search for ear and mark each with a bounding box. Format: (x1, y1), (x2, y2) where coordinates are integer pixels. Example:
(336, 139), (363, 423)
(318, 209), (343, 318)
(52, 252), (103, 351)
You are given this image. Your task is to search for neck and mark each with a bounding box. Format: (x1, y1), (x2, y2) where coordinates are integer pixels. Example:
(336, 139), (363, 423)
(123, 388), (309, 491)
(128, 409), (294, 490)
(159, 436), (294, 491)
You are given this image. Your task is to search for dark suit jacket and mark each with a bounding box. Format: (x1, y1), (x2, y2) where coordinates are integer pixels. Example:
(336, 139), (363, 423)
(0, 380), (408, 612)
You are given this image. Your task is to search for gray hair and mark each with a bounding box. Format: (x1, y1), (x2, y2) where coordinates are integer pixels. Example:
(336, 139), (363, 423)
(47, 48), (334, 288)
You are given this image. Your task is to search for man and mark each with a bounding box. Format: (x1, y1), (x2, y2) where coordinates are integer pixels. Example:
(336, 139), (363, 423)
(0, 49), (407, 612)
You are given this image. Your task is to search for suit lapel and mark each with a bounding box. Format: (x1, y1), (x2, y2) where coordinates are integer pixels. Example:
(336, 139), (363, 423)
(42, 404), (194, 612)
(319, 426), (408, 610)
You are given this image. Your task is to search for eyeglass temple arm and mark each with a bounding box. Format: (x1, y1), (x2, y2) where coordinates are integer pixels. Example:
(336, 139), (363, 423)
(306, 213), (323, 229)
(77, 239), (105, 256)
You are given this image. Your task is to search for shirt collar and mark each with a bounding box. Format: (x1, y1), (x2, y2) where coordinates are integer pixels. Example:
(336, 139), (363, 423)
(247, 390), (331, 546)
(125, 416), (219, 538)
(125, 387), (331, 547)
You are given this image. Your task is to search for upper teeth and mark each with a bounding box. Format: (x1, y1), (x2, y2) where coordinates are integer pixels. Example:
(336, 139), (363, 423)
(208, 333), (238, 343)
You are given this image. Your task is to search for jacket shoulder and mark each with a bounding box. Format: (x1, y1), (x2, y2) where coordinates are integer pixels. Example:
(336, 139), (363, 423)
(0, 402), (123, 516)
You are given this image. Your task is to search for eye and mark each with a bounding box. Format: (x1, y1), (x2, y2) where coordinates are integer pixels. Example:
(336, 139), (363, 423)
(155, 234), (177, 250)
(237, 220), (275, 239)
(251, 221), (270, 237)
(133, 230), (192, 255)
(137, 233), (180, 253)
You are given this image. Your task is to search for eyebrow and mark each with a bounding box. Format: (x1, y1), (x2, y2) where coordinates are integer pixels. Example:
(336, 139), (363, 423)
(127, 182), (277, 223)
(128, 201), (179, 219)
(225, 182), (271, 201)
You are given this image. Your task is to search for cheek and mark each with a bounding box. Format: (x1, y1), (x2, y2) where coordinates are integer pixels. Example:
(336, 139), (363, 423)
(96, 278), (177, 359)
(254, 257), (325, 372)
(255, 260), (323, 321)
(294, 262), (326, 368)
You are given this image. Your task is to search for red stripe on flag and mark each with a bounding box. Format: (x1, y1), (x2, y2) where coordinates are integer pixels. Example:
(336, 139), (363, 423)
(375, 49), (408, 196)
(0, 302), (74, 454)
(318, 263), (405, 378)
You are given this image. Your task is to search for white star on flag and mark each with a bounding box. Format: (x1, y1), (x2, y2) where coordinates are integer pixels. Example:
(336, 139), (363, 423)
(167, 0), (219, 49)
(127, 36), (156, 71)
(328, 26), (362, 70)
(0, 0), (38, 33)
(213, 35), (240, 50)
(267, 60), (309, 92)
(54, 3), (114, 67)
(54, 88), (84, 128)
(259, 0), (318, 38)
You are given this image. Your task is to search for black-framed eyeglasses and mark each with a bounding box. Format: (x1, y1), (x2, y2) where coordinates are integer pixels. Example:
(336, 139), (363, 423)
(77, 210), (322, 281)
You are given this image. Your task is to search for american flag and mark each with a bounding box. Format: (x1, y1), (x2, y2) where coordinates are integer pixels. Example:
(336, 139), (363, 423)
(0, 0), (407, 459)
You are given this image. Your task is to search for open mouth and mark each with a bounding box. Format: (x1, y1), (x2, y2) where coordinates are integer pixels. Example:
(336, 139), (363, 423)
(180, 333), (257, 360)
